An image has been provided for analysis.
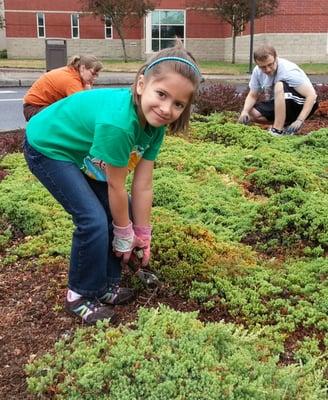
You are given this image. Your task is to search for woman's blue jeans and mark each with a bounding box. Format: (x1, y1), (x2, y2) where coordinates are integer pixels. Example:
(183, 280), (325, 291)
(23, 139), (122, 298)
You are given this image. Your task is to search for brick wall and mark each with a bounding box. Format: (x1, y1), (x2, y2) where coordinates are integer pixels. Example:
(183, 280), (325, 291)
(5, 0), (328, 38)
(6, 37), (143, 60)
(4, 0), (80, 11)
(3, 0), (328, 62)
(224, 33), (328, 63)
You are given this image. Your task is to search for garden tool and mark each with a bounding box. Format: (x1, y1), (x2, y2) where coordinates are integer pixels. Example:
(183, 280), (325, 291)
(128, 248), (161, 290)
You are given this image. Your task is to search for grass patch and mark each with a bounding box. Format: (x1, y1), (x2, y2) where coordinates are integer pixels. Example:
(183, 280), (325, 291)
(1, 58), (327, 75)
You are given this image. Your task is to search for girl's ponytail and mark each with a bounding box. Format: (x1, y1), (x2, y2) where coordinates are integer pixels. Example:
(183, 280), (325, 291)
(68, 55), (103, 73)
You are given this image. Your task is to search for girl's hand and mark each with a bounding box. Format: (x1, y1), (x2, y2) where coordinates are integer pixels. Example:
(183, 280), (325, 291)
(133, 225), (152, 266)
(112, 222), (146, 264)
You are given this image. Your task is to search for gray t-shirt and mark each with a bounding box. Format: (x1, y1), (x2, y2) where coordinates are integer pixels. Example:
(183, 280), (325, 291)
(249, 57), (312, 100)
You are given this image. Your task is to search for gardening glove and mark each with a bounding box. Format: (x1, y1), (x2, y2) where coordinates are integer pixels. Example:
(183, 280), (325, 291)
(238, 112), (250, 125)
(133, 225), (152, 267)
(112, 221), (146, 264)
(284, 119), (304, 134)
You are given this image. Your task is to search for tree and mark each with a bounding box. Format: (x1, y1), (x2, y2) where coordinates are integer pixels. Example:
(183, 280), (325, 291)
(213, 0), (279, 63)
(0, 0), (5, 30)
(81, 0), (156, 62)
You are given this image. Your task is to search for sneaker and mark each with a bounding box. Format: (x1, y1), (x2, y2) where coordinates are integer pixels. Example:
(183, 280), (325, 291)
(99, 285), (136, 305)
(267, 127), (285, 137)
(65, 297), (116, 325)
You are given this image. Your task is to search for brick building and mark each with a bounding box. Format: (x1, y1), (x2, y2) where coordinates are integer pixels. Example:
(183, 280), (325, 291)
(3, 0), (328, 62)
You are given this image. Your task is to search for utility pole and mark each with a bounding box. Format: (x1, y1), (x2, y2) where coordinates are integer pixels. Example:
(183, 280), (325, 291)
(248, 0), (256, 73)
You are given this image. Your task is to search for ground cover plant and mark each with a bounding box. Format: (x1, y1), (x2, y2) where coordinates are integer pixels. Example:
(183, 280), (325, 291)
(0, 112), (327, 398)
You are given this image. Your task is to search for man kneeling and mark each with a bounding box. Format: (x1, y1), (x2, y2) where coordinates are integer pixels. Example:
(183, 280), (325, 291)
(238, 44), (318, 136)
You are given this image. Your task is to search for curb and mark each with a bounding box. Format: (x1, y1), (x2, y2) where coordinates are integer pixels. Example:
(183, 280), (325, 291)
(0, 79), (37, 87)
(0, 79), (135, 87)
(0, 77), (250, 88)
(0, 127), (25, 134)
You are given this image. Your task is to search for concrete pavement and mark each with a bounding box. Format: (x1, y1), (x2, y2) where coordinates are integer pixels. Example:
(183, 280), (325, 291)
(0, 68), (254, 87)
(1, 67), (328, 88)
(0, 67), (327, 87)
(0, 68), (136, 87)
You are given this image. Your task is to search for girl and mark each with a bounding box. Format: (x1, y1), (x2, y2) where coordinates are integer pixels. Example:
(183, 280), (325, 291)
(23, 54), (103, 121)
(24, 45), (202, 324)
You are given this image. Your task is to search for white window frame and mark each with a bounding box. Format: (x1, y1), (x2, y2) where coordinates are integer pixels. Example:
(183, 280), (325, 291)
(36, 12), (45, 38)
(104, 16), (112, 39)
(71, 13), (80, 39)
(145, 9), (186, 53)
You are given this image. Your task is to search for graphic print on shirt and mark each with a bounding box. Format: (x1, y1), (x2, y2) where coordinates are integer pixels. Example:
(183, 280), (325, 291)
(81, 145), (147, 181)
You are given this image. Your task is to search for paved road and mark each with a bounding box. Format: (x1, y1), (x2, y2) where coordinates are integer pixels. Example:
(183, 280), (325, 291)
(0, 86), (128, 132)
(0, 87), (26, 131)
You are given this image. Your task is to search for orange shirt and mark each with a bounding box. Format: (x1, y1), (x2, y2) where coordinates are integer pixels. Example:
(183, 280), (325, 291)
(24, 66), (85, 106)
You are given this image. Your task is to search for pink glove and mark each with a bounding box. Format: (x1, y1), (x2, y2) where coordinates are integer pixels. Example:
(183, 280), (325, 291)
(133, 225), (152, 266)
(112, 222), (145, 264)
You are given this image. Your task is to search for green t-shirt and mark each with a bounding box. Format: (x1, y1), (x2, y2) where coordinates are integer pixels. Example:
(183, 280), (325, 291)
(26, 88), (165, 179)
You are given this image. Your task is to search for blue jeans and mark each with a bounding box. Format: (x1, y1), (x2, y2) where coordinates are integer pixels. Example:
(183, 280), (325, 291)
(23, 139), (122, 298)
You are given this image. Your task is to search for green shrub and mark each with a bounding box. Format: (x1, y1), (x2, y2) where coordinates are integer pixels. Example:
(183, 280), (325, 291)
(190, 258), (328, 347)
(0, 153), (72, 259)
(0, 49), (7, 59)
(293, 128), (328, 151)
(243, 188), (328, 255)
(150, 209), (258, 293)
(156, 135), (246, 178)
(0, 215), (12, 251)
(26, 306), (327, 400)
(241, 148), (323, 196)
(295, 337), (323, 364)
(189, 117), (273, 150)
(153, 144), (258, 242)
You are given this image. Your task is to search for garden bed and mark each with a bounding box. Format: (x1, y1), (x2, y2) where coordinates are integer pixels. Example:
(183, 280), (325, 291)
(0, 113), (327, 399)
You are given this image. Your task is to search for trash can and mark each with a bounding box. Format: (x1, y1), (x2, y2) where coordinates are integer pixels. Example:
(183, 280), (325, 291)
(45, 39), (67, 71)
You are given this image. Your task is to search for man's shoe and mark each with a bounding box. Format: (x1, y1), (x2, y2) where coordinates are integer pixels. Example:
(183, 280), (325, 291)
(267, 127), (285, 136)
(99, 285), (136, 305)
(65, 297), (116, 325)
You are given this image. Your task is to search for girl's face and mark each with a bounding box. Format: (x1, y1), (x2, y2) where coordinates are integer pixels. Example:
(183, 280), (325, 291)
(79, 65), (98, 85)
(136, 71), (194, 127)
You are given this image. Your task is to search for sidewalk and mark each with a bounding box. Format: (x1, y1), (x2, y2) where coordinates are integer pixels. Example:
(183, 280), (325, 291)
(0, 68), (256, 87)
(0, 68), (327, 87)
(0, 68), (136, 87)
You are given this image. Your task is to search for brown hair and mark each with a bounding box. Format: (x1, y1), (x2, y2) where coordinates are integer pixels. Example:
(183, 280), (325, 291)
(68, 54), (103, 73)
(253, 44), (277, 62)
(132, 45), (201, 133)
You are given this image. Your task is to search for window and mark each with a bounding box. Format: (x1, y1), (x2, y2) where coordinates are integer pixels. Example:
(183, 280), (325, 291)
(71, 14), (79, 39)
(104, 16), (112, 39)
(149, 10), (185, 52)
(37, 12), (45, 38)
